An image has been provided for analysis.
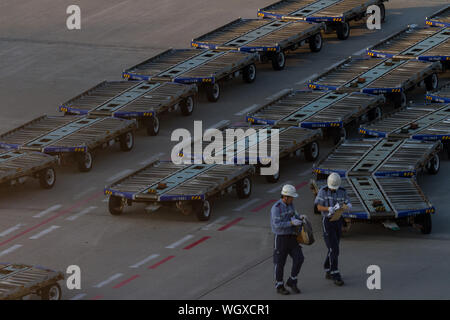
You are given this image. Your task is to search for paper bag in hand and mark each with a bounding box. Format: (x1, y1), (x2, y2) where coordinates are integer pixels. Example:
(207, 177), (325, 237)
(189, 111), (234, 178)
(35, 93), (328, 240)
(329, 204), (348, 222)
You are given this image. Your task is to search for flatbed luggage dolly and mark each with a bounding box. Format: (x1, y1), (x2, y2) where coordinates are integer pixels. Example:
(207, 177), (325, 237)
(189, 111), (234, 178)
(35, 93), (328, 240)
(59, 80), (198, 136)
(426, 4), (450, 28)
(190, 18), (324, 70)
(257, 0), (389, 40)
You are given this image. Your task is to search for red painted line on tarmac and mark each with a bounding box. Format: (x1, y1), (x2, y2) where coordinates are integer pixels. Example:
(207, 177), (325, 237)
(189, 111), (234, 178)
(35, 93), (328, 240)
(251, 199), (276, 212)
(91, 295), (103, 300)
(0, 191), (103, 248)
(183, 236), (211, 250)
(148, 255), (175, 269)
(218, 218), (244, 231)
(113, 275), (140, 289)
(295, 181), (308, 190)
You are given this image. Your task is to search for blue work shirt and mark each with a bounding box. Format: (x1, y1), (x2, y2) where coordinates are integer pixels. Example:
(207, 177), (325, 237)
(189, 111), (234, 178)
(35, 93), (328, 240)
(314, 186), (351, 218)
(271, 199), (298, 235)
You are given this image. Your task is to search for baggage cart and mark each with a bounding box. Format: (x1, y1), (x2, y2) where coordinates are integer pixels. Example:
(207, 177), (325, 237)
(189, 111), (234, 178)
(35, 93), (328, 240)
(426, 4), (450, 28)
(0, 263), (64, 300)
(308, 56), (442, 108)
(191, 18), (324, 70)
(0, 115), (137, 172)
(59, 80), (198, 136)
(0, 149), (58, 189)
(258, 0), (388, 40)
(122, 49), (259, 102)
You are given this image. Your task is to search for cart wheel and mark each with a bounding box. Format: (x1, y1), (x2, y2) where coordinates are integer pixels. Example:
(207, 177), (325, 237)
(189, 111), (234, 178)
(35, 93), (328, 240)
(332, 127), (346, 145)
(379, 3), (386, 23)
(414, 213), (432, 234)
(265, 170), (280, 183)
(180, 96), (195, 116)
(146, 116), (160, 136)
(119, 131), (134, 152)
(424, 73), (439, 91)
(236, 176), (252, 199)
(77, 151), (93, 172)
(426, 154), (440, 175)
(369, 106), (383, 121)
(304, 141), (320, 162)
(109, 196), (125, 215)
(393, 92), (407, 109)
(242, 64), (257, 83)
(193, 200), (212, 221)
(206, 83), (220, 102)
(336, 21), (350, 40)
(271, 51), (286, 70)
(41, 283), (61, 300)
(39, 167), (56, 189)
(309, 33), (323, 52)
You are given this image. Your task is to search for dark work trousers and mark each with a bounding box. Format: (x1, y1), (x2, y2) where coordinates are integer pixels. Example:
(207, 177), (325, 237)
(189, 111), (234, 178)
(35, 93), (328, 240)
(273, 234), (304, 287)
(322, 216), (343, 279)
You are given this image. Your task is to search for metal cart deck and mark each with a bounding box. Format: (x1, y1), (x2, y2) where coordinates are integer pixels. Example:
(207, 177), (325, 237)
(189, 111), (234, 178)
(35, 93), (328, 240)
(59, 80), (198, 136)
(313, 138), (441, 177)
(0, 149), (58, 189)
(122, 49), (259, 102)
(0, 263), (64, 300)
(366, 26), (450, 63)
(308, 56), (442, 107)
(191, 18), (324, 70)
(426, 5), (450, 28)
(257, 0), (388, 40)
(426, 84), (450, 103)
(0, 115), (137, 172)
(105, 160), (255, 220)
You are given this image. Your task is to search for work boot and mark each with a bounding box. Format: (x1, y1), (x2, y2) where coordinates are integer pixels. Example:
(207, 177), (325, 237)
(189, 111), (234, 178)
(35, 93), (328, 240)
(325, 271), (332, 280)
(286, 277), (301, 294)
(333, 275), (344, 286)
(276, 285), (290, 295)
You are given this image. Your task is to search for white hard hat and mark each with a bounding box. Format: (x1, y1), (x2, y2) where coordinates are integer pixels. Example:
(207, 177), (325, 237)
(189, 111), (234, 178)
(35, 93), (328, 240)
(327, 173), (341, 190)
(281, 184), (298, 198)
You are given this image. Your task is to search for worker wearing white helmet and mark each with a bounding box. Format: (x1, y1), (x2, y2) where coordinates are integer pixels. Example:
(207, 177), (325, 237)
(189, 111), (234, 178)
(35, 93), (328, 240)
(270, 184), (306, 295)
(314, 173), (352, 286)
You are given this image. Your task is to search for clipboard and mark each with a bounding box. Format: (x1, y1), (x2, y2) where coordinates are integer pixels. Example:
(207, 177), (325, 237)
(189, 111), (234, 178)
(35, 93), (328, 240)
(329, 204), (348, 222)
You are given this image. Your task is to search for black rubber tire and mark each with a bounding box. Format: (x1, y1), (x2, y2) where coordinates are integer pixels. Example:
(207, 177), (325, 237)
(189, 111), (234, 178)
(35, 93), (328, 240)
(206, 83), (220, 102)
(380, 3), (386, 23)
(336, 22), (350, 40)
(39, 167), (56, 189)
(40, 283), (62, 300)
(369, 106), (383, 121)
(309, 33), (323, 52)
(109, 196), (125, 216)
(393, 92), (407, 109)
(146, 116), (160, 136)
(236, 176), (252, 199)
(119, 131), (134, 152)
(425, 154), (440, 175)
(265, 170), (280, 183)
(180, 96), (195, 116)
(415, 213), (432, 235)
(424, 73), (439, 91)
(304, 141), (320, 162)
(332, 127), (346, 145)
(271, 51), (286, 71)
(242, 64), (257, 83)
(76, 151), (93, 172)
(193, 200), (212, 221)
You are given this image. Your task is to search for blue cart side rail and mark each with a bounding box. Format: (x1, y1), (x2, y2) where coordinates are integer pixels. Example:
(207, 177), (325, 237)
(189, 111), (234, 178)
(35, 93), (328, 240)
(104, 188), (205, 202)
(122, 71), (216, 85)
(359, 127), (387, 138)
(426, 93), (450, 103)
(411, 134), (450, 142)
(367, 49), (450, 62)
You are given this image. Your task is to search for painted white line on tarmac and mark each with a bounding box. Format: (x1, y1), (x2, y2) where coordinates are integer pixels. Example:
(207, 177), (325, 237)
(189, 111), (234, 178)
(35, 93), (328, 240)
(73, 186), (96, 200)
(299, 169), (312, 176)
(29, 226), (60, 240)
(233, 198), (261, 212)
(267, 181), (292, 194)
(353, 48), (367, 56)
(33, 205), (62, 218)
(70, 293), (87, 300)
(234, 104), (259, 116)
(93, 273), (123, 288)
(130, 254), (160, 268)
(202, 216), (228, 230)
(0, 244), (22, 258)
(140, 152), (165, 166)
(266, 88), (291, 101)
(166, 235), (194, 249)
(296, 73), (318, 85)
(107, 169), (133, 183)
(66, 206), (97, 221)
(0, 224), (26, 237)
